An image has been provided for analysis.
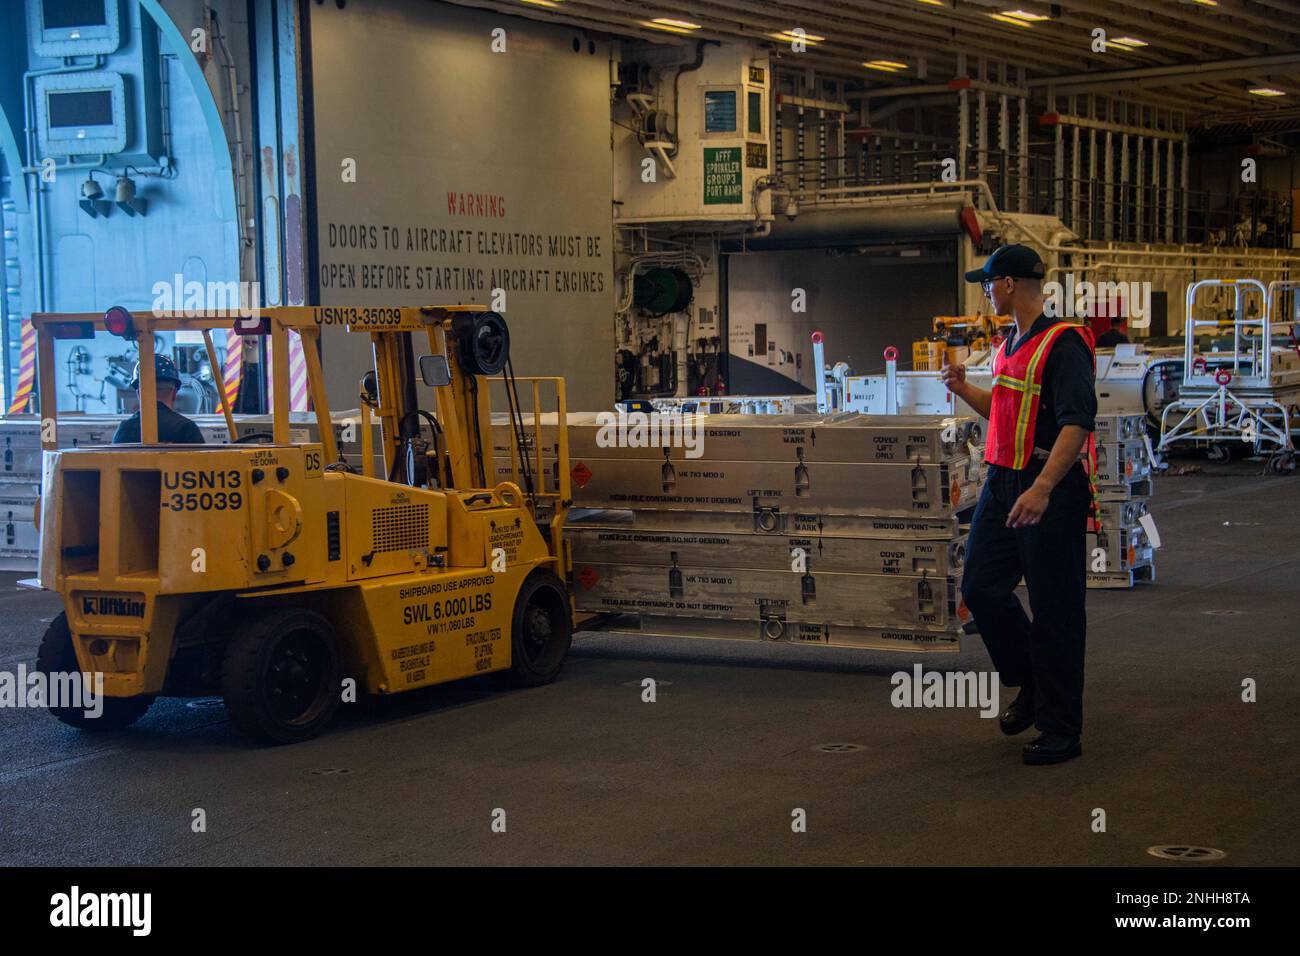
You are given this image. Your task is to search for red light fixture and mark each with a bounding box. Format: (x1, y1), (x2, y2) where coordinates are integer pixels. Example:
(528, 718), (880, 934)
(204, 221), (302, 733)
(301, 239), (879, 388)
(233, 314), (270, 335)
(103, 305), (136, 340)
(959, 207), (983, 245)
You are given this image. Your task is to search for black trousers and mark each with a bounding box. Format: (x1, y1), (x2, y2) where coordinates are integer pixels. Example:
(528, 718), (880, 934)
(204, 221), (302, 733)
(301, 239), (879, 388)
(960, 460), (1089, 737)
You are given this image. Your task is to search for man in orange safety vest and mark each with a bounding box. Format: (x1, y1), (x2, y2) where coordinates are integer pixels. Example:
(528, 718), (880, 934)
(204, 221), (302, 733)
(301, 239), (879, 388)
(942, 244), (1097, 766)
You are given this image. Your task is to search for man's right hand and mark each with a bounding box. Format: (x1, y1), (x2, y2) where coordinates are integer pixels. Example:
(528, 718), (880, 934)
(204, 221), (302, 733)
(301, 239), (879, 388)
(940, 363), (966, 397)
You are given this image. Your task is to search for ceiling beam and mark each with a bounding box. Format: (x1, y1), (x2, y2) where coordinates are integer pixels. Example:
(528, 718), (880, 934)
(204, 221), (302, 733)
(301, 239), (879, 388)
(1028, 52), (1300, 90)
(1069, 0), (1300, 51)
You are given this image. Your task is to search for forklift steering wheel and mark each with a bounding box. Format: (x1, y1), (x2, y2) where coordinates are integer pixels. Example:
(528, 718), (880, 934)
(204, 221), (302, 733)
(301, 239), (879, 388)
(235, 432), (275, 444)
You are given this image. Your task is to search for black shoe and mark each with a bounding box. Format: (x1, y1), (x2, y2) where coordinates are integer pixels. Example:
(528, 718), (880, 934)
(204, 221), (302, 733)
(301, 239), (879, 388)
(998, 690), (1035, 736)
(1022, 732), (1082, 765)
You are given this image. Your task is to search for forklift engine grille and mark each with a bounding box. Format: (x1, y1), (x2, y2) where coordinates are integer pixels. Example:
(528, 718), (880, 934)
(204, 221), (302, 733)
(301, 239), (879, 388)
(371, 504), (430, 553)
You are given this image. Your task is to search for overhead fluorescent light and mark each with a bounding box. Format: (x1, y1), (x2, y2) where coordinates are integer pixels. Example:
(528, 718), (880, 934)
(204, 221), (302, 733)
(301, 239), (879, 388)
(641, 19), (695, 34)
(1249, 87), (1286, 97)
(1001, 9), (1050, 20)
(864, 60), (908, 72)
(1111, 36), (1149, 48)
(1192, 0), (1218, 6)
(650, 17), (702, 30)
(771, 30), (825, 44)
(518, 0), (561, 7)
(989, 13), (1033, 27)
(915, 0), (946, 5)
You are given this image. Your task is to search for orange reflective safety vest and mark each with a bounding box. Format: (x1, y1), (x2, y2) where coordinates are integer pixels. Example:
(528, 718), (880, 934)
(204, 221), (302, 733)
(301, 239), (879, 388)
(986, 321), (1102, 532)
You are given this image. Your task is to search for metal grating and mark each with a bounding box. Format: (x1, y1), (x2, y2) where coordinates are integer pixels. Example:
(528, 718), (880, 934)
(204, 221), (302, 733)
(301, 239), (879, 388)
(327, 510), (341, 561)
(371, 504), (429, 554)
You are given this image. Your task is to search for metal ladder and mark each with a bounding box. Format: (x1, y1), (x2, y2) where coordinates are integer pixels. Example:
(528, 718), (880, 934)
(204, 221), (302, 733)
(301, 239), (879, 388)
(1158, 278), (1294, 469)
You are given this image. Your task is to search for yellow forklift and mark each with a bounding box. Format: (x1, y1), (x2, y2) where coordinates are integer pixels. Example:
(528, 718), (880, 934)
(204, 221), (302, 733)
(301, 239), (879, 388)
(26, 305), (572, 743)
(912, 315), (1010, 370)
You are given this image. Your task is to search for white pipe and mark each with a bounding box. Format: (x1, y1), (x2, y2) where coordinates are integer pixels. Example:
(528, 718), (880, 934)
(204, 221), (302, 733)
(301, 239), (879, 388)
(812, 332), (828, 413)
(1051, 259), (1299, 274)
(804, 179), (1000, 207)
(675, 312), (688, 398)
(884, 346), (899, 415)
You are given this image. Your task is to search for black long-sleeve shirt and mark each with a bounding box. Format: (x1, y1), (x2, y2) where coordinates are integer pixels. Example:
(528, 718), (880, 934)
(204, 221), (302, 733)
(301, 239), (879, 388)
(988, 314), (1096, 473)
(111, 402), (206, 444)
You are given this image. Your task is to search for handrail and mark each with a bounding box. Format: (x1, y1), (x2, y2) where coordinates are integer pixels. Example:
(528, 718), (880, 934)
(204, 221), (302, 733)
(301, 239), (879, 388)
(795, 179), (999, 212)
(1182, 278), (1269, 387)
(488, 375), (570, 571)
(779, 145), (1292, 248)
(1266, 280), (1300, 337)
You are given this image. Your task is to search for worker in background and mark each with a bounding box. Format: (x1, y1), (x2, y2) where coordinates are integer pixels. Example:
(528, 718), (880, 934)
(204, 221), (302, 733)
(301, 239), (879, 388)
(1096, 319), (1129, 348)
(112, 354), (205, 444)
(941, 244), (1097, 766)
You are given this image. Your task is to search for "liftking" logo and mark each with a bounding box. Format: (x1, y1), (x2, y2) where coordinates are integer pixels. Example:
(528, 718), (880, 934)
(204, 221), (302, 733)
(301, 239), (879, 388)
(82, 595), (145, 617)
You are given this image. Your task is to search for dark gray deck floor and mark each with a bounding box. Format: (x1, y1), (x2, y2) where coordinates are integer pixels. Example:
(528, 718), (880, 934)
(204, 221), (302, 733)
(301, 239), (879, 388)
(1, 458), (1296, 866)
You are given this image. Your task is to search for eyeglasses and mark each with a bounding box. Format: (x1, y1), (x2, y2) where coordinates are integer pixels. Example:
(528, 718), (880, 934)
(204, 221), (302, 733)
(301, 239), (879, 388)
(981, 277), (1015, 297)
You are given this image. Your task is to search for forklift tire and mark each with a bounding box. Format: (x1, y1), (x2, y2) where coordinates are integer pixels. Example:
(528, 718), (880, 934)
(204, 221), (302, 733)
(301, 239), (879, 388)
(35, 613), (155, 731)
(221, 608), (342, 745)
(509, 570), (572, 687)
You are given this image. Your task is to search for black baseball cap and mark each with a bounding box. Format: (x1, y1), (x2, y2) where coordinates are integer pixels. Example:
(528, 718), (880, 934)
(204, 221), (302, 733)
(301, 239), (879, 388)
(964, 243), (1046, 283)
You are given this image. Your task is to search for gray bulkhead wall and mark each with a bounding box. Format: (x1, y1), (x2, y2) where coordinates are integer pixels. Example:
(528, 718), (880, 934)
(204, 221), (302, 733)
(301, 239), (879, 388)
(306, 0), (615, 412)
(726, 249), (957, 392)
